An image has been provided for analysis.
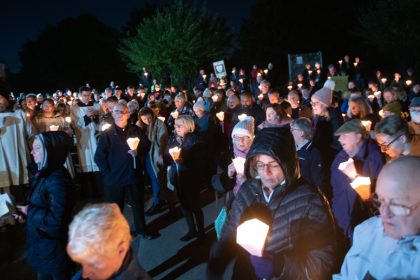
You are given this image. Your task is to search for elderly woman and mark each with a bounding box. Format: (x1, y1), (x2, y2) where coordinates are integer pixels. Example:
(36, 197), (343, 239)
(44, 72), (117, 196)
(167, 93), (194, 133)
(138, 107), (169, 216)
(167, 115), (208, 241)
(26, 131), (75, 280)
(67, 203), (151, 280)
(208, 127), (336, 279)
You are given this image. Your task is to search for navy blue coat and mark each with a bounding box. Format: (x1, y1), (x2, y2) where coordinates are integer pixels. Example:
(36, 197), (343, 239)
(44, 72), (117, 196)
(26, 131), (75, 274)
(330, 139), (384, 240)
(297, 141), (325, 190)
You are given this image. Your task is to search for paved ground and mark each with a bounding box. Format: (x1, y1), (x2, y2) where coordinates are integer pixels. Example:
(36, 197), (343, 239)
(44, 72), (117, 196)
(0, 188), (233, 279)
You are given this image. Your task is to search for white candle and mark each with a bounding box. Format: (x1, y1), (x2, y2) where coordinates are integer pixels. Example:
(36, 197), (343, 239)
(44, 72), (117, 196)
(238, 113), (247, 122)
(157, 116), (165, 122)
(350, 177), (371, 200)
(171, 111), (179, 119)
(361, 120), (372, 131)
(367, 95), (375, 102)
(49, 125), (59, 131)
(169, 147), (181, 161)
(381, 78), (387, 84)
(264, 69), (268, 74)
(374, 91), (382, 99)
(406, 80), (412, 86)
(144, 72), (148, 77)
(65, 117), (72, 123)
(258, 94), (264, 100)
(239, 78), (244, 83)
(297, 83), (303, 88)
(216, 111), (224, 122)
(101, 123), (112, 131)
(126, 137), (140, 151)
(236, 218), (270, 257)
(212, 95), (218, 102)
(338, 60), (343, 65)
(232, 157), (246, 175)
(287, 85), (293, 91)
(338, 158), (357, 179)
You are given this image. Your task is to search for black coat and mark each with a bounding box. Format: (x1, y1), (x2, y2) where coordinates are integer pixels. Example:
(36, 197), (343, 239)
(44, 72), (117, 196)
(168, 133), (208, 210)
(95, 124), (150, 187)
(26, 131), (75, 274)
(209, 128), (336, 279)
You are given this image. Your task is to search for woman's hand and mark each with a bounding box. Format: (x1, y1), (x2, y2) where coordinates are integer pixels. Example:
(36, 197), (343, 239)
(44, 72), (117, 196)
(128, 149), (137, 157)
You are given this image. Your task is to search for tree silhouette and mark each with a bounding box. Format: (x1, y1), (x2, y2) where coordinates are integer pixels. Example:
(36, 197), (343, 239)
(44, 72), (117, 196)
(118, 1), (232, 87)
(18, 14), (125, 92)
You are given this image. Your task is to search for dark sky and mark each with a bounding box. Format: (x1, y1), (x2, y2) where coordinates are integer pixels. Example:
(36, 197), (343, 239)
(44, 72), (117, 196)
(1, 0), (252, 73)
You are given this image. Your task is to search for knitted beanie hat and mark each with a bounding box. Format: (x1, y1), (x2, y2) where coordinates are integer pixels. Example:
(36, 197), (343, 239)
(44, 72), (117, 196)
(324, 79), (336, 91)
(232, 116), (255, 138)
(312, 87), (332, 106)
(193, 97), (205, 111)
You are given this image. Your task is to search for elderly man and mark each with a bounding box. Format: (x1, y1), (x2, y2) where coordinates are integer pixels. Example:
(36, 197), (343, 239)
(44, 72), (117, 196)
(0, 91), (34, 201)
(334, 156), (420, 279)
(287, 90), (312, 119)
(94, 103), (155, 239)
(331, 119), (384, 242)
(67, 203), (151, 280)
(375, 115), (420, 160)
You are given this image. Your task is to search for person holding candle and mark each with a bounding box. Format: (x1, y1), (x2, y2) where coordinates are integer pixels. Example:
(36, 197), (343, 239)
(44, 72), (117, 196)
(33, 98), (72, 135)
(167, 93), (194, 134)
(94, 103), (155, 239)
(331, 119), (384, 248)
(287, 90), (312, 119)
(375, 115), (420, 160)
(167, 115), (208, 241)
(231, 92), (265, 132)
(208, 127), (336, 279)
(257, 103), (291, 131)
(334, 156), (420, 279)
(346, 96), (377, 129)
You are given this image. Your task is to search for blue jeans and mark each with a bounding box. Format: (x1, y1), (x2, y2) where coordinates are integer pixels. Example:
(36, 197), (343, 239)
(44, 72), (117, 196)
(146, 154), (160, 205)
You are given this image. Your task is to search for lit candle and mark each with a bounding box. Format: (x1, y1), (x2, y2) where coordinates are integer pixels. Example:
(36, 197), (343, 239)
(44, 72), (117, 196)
(374, 91), (382, 99)
(141, 92), (146, 98)
(169, 147), (181, 161)
(202, 74), (207, 80)
(258, 94), (264, 100)
(350, 176), (371, 200)
(49, 125), (59, 131)
(361, 120), (372, 131)
(170, 111), (179, 119)
(232, 157), (246, 174)
(287, 85), (293, 91)
(353, 62), (358, 67)
(236, 218), (270, 257)
(338, 158), (357, 179)
(65, 117), (72, 123)
(338, 60), (343, 65)
(342, 113), (346, 118)
(297, 83), (303, 88)
(239, 78), (244, 84)
(101, 123), (112, 131)
(212, 95), (218, 102)
(264, 69), (268, 74)
(216, 111), (224, 122)
(317, 69), (321, 74)
(26, 112), (31, 118)
(127, 137), (140, 151)
(406, 80), (412, 86)
(378, 109), (384, 118)
(308, 70), (312, 75)
(381, 78), (387, 84)
(238, 113), (247, 122)
(257, 72), (262, 77)
(144, 72), (148, 77)
(157, 116), (165, 122)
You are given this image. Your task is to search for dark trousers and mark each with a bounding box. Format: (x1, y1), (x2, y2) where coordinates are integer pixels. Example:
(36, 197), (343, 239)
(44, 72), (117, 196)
(104, 183), (146, 233)
(180, 205), (204, 235)
(80, 172), (102, 199)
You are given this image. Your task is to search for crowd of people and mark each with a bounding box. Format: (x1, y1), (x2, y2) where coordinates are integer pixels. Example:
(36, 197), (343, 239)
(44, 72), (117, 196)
(0, 54), (420, 279)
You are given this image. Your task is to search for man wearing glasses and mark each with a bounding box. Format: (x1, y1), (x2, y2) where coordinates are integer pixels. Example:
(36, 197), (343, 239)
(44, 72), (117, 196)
(334, 156), (420, 279)
(375, 115), (420, 160)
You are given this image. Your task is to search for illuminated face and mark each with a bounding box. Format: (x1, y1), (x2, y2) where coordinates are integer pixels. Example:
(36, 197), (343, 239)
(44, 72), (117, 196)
(80, 91), (91, 104)
(31, 138), (44, 164)
(265, 107), (279, 124)
(311, 96), (326, 116)
(140, 114), (153, 126)
(106, 101), (117, 113)
(227, 97), (239, 109)
(376, 176), (420, 239)
(268, 94), (280, 104)
(287, 93), (299, 108)
(193, 107), (204, 118)
(376, 133), (405, 159)
(383, 91), (395, 103)
(175, 120), (188, 138)
(338, 132), (362, 157)
(112, 106), (129, 127)
(42, 101), (55, 114)
(255, 154), (285, 189)
(175, 98), (184, 110)
(232, 133), (252, 152)
(261, 83), (270, 94)
(0, 95), (9, 112)
(349, 102), (361, 116)
(241, 96), (252, 108)
(26, 97), (37, 110)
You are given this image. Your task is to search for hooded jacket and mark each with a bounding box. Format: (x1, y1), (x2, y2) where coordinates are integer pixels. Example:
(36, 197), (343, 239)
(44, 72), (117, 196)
(26, 131), (75, 273)
(209, 128), (337, 279)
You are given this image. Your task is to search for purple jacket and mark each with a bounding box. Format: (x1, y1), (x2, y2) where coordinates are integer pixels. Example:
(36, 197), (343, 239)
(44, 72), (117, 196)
(330, 139), (384, 240)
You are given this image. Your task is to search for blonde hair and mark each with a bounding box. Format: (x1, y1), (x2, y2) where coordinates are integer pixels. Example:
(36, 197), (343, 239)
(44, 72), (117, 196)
(67, 203), (131, 259)
(175, 115), (195, 133)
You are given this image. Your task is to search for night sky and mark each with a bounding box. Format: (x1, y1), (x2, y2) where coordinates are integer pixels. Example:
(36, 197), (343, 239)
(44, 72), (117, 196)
(1, 0), (253, 73)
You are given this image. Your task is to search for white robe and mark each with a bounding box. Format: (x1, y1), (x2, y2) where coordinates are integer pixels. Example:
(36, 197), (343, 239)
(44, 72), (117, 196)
(70, 103), (101, 173)
(0, 110), (34, 190)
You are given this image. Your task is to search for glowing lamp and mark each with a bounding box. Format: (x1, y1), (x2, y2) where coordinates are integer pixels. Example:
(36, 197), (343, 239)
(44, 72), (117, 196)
(101, 123), (112, 131)
(170, 111), (179, 119)
(238, 114), (247, 122)
(338, 158), (357, 179)
(216, 111), (224, 122)
(49, 125), (59, 131)
(232, 157), (246, 175)
(236, 218), (269, 257)
(350, 176), (371, 200)
(169, 147), (181, 161)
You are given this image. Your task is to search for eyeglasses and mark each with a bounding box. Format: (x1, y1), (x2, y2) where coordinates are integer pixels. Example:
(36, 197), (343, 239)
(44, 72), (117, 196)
(256, 161), (281, 172)
(233, 135), (251, 143)
(112, 110), (127, 115)
(377, 134), (403, 151)
(310, 101), (321, 106)
(371, 193), (420, 216)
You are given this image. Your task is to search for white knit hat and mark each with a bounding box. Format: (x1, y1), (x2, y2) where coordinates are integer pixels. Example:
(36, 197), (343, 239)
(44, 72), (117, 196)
(232, 116), (255, 138)
(312, 87), (332, 106)
(323, 79), (336, 91)
(193, 97), (205, 111)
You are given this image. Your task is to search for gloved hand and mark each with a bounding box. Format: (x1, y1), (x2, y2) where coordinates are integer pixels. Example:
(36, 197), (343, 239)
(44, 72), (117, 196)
(249, 254), (274, 279)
